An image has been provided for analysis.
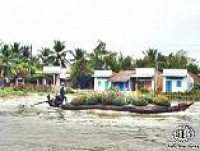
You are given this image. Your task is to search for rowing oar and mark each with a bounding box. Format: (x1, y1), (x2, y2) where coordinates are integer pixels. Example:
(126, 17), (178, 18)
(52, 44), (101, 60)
(32, 100), (49, 106)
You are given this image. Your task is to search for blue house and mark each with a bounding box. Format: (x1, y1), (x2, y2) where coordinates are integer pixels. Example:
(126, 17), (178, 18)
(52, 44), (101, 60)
(162, 69), (194, 93)
(110, 70), (135, 91)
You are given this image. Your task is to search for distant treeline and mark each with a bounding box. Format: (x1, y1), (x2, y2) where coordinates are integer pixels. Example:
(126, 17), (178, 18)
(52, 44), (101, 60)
(0, 40), (199, 88)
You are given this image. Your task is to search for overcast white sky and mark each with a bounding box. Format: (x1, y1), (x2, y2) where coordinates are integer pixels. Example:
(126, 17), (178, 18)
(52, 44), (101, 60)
(0, 0), (200, 61)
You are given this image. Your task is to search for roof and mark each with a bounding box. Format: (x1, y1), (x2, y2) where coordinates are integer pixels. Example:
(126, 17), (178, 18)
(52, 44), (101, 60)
(162, 69), (187, 77)
(92, 70), (113, 78)
(43, 66), (62, 74)
(189, 72), (200, 83)
(110, 70), (135, 82)
(131, 74), (154, 78)
(60, 68), (70, 79)
(131, 68), (155, 78)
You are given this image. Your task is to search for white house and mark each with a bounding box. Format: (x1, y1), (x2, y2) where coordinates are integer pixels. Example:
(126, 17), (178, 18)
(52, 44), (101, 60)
(93, 70), (113, 91)
(131, 68), (156, 91)
(42, 66), (70, 86)
(162, 69), (194, 93)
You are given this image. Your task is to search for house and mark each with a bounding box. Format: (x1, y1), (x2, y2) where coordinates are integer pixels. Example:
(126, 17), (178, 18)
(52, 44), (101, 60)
(110, 70), (135, 91)
(39, 66), (70, 86)
(131, 68), (156, 91)
(162, 69), (194, 93)
(188, 72), (200, 84)
(92, 70), (114, 91)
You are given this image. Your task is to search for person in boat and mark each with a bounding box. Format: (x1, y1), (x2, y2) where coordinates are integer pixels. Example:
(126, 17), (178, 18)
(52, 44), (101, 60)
(59, 82), (67, 104)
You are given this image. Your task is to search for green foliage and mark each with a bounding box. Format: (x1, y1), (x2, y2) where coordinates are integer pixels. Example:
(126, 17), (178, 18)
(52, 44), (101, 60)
(13, 85), (53, 92)
(143, 94), (153, 103)
(85, 95), (99, 105)
(126, 96), (135, 104)
(153, 95), (171, 106)
(0, 88), (28, 97)
(109, 86), (119, 92)
(139, 87), (150, 94)
(66, 87), (75, 94)
(70, 96), (86, 106)
(70, 48), (92, 88)
(131, 96), (149, 106)
(70, 91), (174, 107)
(112, 96), (127, 106)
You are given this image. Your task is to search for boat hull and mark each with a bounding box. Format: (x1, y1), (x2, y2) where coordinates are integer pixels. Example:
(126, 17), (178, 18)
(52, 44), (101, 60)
(61, 102), (193, 114)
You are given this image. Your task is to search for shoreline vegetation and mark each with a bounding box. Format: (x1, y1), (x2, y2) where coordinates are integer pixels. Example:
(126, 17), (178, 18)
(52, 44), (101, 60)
(0, 40), (200, 91)
(0, 40), (200, 106)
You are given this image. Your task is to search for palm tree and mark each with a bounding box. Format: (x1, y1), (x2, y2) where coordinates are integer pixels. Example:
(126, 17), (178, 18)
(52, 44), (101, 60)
(0, 44), (16, 86)
(69, 48), (91, 88)
(37, 47), (55, 66)
(142, 49), (158, 67)
(10, 42), (23, 55)
(52, 40), (68, 68)
(10, 61), (30, 86)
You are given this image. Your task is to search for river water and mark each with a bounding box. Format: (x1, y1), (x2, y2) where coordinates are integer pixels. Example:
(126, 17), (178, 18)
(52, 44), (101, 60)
(0, 96), (199, 151)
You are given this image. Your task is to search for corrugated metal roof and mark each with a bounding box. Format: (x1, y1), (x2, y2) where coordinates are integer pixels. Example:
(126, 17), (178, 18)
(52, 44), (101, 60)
(110, 70), (135, 82)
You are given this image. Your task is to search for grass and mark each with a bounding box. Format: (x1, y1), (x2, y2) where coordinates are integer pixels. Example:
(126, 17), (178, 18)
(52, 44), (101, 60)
(0, 87), (54, 97)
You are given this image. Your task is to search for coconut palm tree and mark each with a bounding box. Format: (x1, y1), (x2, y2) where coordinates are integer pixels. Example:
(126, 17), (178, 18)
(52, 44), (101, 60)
(10, 42), (23, 55)
(0, 44), (16, 86)
(52, 40), (69, 68)
(69, 48), (91, 88)
(37, 47), (55, 66)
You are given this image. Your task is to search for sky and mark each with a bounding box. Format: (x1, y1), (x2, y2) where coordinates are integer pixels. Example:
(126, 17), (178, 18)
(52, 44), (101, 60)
(0, 0), (200, 61)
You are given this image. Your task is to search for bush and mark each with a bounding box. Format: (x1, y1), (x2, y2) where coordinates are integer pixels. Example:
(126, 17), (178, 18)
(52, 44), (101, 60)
(70, 96), (86, 106)
(112, 96), (127, 106)
(126, 96), (135, 104)
(101, 91), (117, 105)
(139, 87), (149, 93)
(66, 87), (75, 94)
(109, 86), (119, 92)
(153, 95), (171, 106)
(85, 95), (99, 105)
(131, 96), (149, 106)
(143, 94), (153, 103)
(0, 88), (28, 97)
(13, 84), (53, 92)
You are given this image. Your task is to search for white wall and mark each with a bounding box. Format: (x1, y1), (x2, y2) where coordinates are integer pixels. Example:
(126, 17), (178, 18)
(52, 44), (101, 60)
(163, 77), (189, 92)
(94, 77), (111, 91)
(136, 68), (155, 75)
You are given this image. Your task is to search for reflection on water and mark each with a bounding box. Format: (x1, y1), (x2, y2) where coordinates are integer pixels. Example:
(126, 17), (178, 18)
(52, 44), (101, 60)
(0, 98), (200, 151)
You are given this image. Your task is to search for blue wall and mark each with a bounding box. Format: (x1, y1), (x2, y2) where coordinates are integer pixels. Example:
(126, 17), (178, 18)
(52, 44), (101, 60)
(112, 81), (129, 91)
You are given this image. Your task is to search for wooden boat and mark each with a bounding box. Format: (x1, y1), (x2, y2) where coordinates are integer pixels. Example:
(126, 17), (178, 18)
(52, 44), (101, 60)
(61, 102), (194, 114)
(46, 95), (194, 114)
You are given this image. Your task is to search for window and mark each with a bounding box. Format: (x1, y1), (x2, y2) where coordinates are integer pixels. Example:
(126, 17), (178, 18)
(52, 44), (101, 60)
(177, 80), (182, 87)
(105, 81), (109, 88)
(98, 81), (101, 86)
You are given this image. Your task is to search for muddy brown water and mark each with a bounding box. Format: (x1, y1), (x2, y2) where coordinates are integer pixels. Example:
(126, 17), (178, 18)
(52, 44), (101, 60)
(0, 96), (199, 151)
